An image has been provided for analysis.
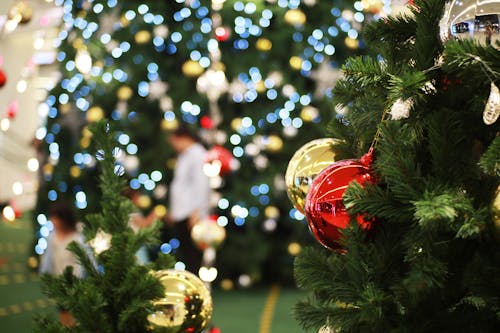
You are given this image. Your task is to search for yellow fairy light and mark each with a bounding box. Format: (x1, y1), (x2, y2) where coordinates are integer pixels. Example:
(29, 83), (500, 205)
(117, 86), (133, 100)
(231, 117), (243, 131)
(288, 242), (302, 256)
(182, 60), (204, 78)
(256, 38), (272, 51)
(345, 37), (359, 50)
(154, 205), (168, 218)
(265, 206), (280, 219)
(137, 195), (152, 209)
(86, 106), (104, 123)
(80, 136), (91, 149)
(70, 165), (81, 178)
(289, 56), (303, 70)
(256, 81), (266, 93)
(284, 9), (306, 25)
(134, 30), (151, 44)
(161, 118), (179, 131)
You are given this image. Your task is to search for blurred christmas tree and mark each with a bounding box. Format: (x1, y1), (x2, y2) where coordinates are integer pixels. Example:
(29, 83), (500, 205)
(34, 0), (385, 284)
(293, 0), (500, 331)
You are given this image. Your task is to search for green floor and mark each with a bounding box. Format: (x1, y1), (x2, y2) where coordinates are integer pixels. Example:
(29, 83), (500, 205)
(0, 219), (306, 332)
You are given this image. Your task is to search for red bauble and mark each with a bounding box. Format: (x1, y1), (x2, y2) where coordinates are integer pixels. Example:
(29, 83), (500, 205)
(215, 26), (231, 42)
(305, 158), (375, 250)
(205, 145), (234, 176)
(0, 69), (7, 87)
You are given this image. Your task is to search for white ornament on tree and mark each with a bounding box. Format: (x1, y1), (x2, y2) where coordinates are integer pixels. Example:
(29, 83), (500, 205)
(483, 82), (500, 125)
(310, 60), (342, 98)
(390, 98), (414, 120)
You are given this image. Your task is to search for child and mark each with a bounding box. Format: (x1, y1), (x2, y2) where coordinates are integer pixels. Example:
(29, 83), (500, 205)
(39, 202), (86, 327)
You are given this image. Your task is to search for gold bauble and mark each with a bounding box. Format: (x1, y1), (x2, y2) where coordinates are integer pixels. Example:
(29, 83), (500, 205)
(285, 138), (342, 213)
(117, 86), (133, 100)
(135, 30), (151, 44)
(191, 219), (226, 250)
(182, 60), (204, 78)
(148, 270), (213, 333)
(8, 1), (33, 24)
(265, 135), (283, 153)
(256, 38), (272, 51)
(492, 185), (500, 238)
(289, 56), (303, 70)
(86, 106), (104, 123)
(284, 9), (306, 26)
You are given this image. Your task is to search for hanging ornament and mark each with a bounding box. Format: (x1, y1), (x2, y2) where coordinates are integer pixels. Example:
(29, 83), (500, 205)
(191, 217), (226, 250)
(319, 325), (335, 333)
(214, 26), (231, 42)
(148, 269), (213, 333)
(0, 69), (7, 87)
(6, 100), (18, 119)
(492, 185), (500, 239)
(285, 138), (342, 213)
(305, 151), (376, 250)
(390, 98), (414, 120)
(284, 9), (306, 26)
(8, 1), (33, 25)
(204, 145), (234, 176)
(483, 82), (500, 125)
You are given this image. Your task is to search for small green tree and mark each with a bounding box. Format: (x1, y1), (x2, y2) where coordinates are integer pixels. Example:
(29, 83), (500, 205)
(35, 121), (173, 333)
(294, 0), (500, 331)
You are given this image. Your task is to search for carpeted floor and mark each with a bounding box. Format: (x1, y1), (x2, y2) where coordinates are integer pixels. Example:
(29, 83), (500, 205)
(0, 219), (306, 333)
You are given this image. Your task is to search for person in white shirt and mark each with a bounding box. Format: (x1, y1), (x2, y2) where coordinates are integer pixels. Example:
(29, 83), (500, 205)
(164, 126), (210, 273)
(39, 202), (87, 327)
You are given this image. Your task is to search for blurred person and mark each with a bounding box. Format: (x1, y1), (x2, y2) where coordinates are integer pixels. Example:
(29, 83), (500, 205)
(485, 22), (493, 46)
(124, 188), (158, 264)
(165, 126), (210, 273)
(39, 202), (86, 327)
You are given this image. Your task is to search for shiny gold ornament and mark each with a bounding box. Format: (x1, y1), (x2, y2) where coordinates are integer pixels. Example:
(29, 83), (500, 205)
(191, 219), (226, 250)
(265, 135), (283, 153)
(182, 60), (204, 78)
(285, 138), (342, 213)
(284, 9), (306, 26)
(256, 38), (272, 51)
(86, 106), (105, 123)
(8, 1), (33, 24)
(117, 86), (133, 100)
(289, 56), (303, 70)
(492, 185), (500, 238)
(135, 30), (151, 44)
(148, 270), (213, 333)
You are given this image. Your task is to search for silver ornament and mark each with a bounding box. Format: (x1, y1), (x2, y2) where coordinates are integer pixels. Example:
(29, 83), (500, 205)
(483, 82), (500, 125)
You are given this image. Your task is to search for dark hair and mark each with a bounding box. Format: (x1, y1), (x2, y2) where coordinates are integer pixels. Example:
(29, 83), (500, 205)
(49, 201), (78, 231)
(171, 125), (199, 142)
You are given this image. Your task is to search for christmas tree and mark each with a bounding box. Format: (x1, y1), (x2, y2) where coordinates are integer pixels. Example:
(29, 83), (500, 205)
(294, 0), (500, 331)
(34, 0), (383, 283)
(35, 121), (174, 332)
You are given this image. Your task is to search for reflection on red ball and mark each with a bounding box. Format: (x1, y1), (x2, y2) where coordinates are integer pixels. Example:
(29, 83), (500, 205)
(305, 159), (375, 250)
(205, 145), (234, 176)
(0, 70), (7, 87)
(215, 26), (231, 42)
